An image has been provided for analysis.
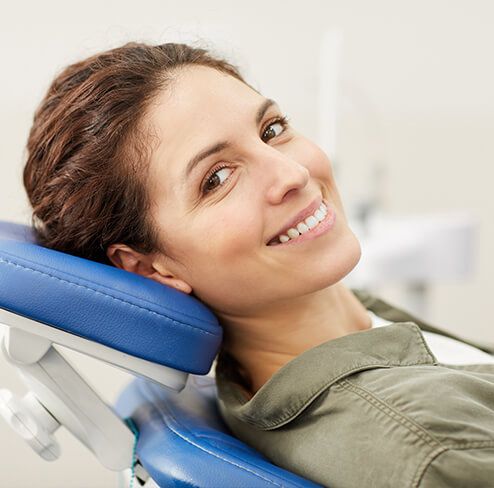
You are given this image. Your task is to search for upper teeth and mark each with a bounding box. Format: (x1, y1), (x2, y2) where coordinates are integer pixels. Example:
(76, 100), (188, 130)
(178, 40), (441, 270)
(276, 203), (328, 244)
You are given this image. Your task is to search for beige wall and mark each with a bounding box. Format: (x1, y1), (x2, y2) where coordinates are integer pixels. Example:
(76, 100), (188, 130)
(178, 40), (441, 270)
(1, 0), (493, 486)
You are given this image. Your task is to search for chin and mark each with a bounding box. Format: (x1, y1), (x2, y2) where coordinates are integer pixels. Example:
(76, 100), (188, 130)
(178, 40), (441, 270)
(344, 229), (362, 267)
(325, 231), (362, 286)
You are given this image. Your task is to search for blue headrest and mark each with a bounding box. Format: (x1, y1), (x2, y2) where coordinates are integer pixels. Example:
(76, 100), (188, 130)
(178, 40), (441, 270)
(0, 221), (222, 374)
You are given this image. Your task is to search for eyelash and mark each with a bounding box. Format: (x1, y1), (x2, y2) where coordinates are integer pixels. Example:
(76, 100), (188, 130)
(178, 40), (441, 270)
(200, 115), (291, 196)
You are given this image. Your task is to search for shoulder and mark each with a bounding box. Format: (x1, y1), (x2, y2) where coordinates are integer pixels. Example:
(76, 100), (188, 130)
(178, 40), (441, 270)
(216, 358), (494, 487)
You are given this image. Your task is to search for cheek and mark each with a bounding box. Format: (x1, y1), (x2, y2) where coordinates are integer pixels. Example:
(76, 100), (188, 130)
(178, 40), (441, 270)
(294, 137), (335, 180)
(216, 215), (260, 258)
(186, 213), (259, 265)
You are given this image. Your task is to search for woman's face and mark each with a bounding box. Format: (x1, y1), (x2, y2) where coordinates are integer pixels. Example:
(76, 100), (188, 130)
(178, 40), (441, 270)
(145, 65), (361, 316)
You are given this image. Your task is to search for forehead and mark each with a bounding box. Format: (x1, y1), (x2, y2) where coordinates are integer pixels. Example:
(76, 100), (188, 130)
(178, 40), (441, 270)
(146, 66), (268, 194)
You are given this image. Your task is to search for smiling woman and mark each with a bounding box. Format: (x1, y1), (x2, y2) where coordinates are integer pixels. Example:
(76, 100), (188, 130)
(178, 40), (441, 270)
(22, 41), (494, 487)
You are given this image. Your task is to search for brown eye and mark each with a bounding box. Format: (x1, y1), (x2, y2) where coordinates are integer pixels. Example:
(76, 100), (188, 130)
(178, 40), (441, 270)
(201, 164), (232, 195)
(199, 114), (290, 198)
(261, 115), (290, 142)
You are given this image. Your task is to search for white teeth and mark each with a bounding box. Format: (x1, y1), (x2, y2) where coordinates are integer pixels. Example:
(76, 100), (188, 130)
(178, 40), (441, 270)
(305, 216), (318, 229)
(314, 209), (325, 222)
(273, 201), (330, 244)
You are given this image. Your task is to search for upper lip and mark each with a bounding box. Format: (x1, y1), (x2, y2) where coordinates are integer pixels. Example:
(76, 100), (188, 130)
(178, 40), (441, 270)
(266, 195), (323, 244)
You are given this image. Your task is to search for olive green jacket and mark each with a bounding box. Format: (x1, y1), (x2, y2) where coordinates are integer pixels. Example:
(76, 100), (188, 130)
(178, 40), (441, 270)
(215, 290), (494, 488)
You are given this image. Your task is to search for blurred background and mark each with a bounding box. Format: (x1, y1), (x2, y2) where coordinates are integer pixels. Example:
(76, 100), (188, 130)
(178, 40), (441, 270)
(1, 0), (493, 486)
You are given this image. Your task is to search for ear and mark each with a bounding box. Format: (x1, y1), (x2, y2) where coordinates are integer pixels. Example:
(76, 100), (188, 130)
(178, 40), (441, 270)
(106, 243), (192, 294)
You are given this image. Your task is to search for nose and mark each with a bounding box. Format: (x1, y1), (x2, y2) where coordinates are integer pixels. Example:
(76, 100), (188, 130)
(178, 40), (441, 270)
(262, 148), (310, 204)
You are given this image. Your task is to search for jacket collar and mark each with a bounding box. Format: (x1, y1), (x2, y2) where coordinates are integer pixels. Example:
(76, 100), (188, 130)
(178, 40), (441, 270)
(216, 321), (436, 430)
(216, 288), (494, 430)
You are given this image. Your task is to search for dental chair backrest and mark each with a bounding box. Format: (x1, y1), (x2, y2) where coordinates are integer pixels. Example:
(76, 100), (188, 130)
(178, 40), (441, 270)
(0, 221), (320, 487)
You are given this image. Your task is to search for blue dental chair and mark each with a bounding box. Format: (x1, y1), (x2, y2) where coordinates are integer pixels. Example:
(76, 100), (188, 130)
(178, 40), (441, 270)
(0, 221), (321, 487)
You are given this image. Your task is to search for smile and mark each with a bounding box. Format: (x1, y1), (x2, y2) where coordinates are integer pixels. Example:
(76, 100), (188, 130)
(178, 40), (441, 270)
(267, 200), (336, 246)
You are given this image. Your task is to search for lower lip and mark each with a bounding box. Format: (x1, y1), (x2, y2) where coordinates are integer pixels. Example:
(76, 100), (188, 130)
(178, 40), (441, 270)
(268, 202), (336, 247)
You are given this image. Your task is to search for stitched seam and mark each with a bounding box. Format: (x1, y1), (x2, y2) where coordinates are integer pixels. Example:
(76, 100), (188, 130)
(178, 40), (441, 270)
(0, 257), (219, 337)
(241, 324), (436, 429)
(339, 379), (441, 448)
(408, 324), (438, 362)
(241, 363), (393, 429)
(440, 440), (494, 449)
(411, 446), (448, 488)
(162, 419), (283, 486)
(0, 249), (219, 329)
(243, 358), (433, 429)
(139, 392), (285, 486)
(412, 442), (494, 487)
(195, 433), (261, 456)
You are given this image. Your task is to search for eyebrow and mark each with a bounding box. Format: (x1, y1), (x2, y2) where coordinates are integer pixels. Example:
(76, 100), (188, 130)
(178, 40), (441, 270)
(183, 98), (277, 182)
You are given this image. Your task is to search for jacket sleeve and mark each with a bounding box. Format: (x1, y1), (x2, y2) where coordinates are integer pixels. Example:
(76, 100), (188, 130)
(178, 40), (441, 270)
(418, 446), (494, 488)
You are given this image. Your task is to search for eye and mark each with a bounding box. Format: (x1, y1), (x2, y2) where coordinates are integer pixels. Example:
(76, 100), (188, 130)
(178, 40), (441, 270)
(261, 115), (290, 142)
(200, 114), (291, 196)
(201, 164), (233, 196)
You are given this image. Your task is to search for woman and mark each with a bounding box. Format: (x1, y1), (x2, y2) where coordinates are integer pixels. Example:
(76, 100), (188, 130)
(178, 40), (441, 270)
(23, 42), (494, 487)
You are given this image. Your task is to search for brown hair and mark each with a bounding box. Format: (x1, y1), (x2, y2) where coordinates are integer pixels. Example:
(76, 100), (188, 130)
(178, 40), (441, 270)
(23, 41), (250, 265)
(23, 40), (254, 389)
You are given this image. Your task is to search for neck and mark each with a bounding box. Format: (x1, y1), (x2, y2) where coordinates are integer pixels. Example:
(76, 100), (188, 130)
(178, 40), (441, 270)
(217, 282), (372, 396)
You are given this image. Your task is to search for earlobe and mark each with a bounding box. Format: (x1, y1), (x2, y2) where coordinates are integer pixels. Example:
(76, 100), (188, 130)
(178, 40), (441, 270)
(148, 271), (192, 294)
